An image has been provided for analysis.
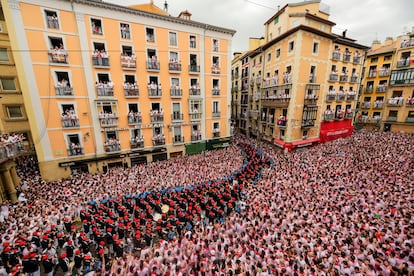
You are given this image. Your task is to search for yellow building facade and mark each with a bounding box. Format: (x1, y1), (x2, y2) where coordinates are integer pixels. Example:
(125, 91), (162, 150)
(232, 0), (368, 150)
(2, 0), (235, 180)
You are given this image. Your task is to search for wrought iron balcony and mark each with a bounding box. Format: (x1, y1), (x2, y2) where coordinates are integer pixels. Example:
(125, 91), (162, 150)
(130, 138), (144, 149)
(99, 116), (118, 127)
(124, 87), (139, 97)
(146, 61), (160, 71)
(61, 117), (80, 128)
(170, 88), (182, 98)
(169, 62), (182, 72)
(67, 146), (84, 156)
(55, 86), (74, 96)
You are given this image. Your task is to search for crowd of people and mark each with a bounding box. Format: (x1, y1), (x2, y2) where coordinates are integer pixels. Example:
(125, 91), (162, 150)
(0, 130), (413, 275)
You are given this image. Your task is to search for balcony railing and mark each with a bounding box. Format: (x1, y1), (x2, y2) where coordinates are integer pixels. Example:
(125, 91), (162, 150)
(67, 146), (84, 157)
(99, 116), (118, 127)
(387, 116), (397, 122)
(172, 112), (183, 121)
(339, 75), (348, 82)
(148, 87), (162, 97)
(353, 56), (361, 64)
(61, 118), (80, 128)
(344, 111), (354, 119)
(261, 96), (291, 107)
(124, 87), (139, 97)
(231, 87), (238, 92)
(337, 93), (346, 101)
(368, 70), (377, 78)
(150, 114), (164, 123)
(397, 59), (410, 68)
(329, 73), (338, 81)
(211, 66), (220, 74)
(350, 75), (358, 83)
(49, 50), (68, 64)
(378, 68), (390, 76)
(345, 93), (356, 101)
(104, 142), (121, 153)
(189, 64), (200, 73)
(387, 98), (404, 106)
(326, 94), (336, 101)
(96, 86), (114, 97)
(304, 95), (318, 105)
(92, 55), (110, 67)
(191, 134), (202, 141)
(130, 138), (144, 149)
(362, 102), (371, 109)
(373, 102), (384, 109)
(212, 88), (220, 96)
(407, 98), (414, 106)
(324, 113), (334, 121)
(121, 56), (136, 69)
(301, 120), (315, 128)
(146, 60), (160, 71)
(212, 111), (221, 118)
(152, 137), (165, 146)
(365, 87), (373, 93)
(169, 62), (182, 72)
(170, 88), (182, 97)
(0, 141), (25, 163)
(189, 112), (202, 121)
(173, 135), (184, 144)
(343, 53), (351, 62)
(406, 117), (414, 123)
(332, 51), (341, 60)
(212, 129), (220, 138)
(128, 114), (142, 125)
(189, 87), (201, 96)
(55, 86), (74, 96)
(374, 84), (386, 92)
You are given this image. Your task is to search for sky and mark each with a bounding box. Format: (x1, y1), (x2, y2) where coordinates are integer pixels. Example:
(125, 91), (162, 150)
(105, 0), (414, 53)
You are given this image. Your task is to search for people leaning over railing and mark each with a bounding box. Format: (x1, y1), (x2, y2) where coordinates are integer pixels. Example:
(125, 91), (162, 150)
(0, 133), (25, 160)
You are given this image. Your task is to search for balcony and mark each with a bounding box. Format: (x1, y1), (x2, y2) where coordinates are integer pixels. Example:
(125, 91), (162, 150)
(329, 73), (338, 82)
(368, 70), (377, 78)
(55, 86), (74, 96)
(256, 76), (262, 87)
(121, 56), (136, 70)
(170, 88), (182, 98)
(376, 85), (387, 93)
(99, 115), (118, 127)
(337, 92), (346, 101)
(189, 112), (202, 121)
(92, 55), (110, 68)
(212, 111), (221, 118)
(49, 50), (68, 64)
(387, 98), (404, 107)
(189, 64), (200, 74)
(301, 119), (315, 128)
(104, 142), (121, 153)
(212, 129), (220, 138)
(148, 86), (162, 98)
(387, 116), (397, 122)
(130, 137), (144, 149)
(343, 52), (351, 62)
(350, 75), (358, 83)
(0, 141), (25, 162)
(323, 113), (334, 121)
(261, 96), (291, 107)
(128, 113), (142, 125)
(171, 112), (183, 121)
(362, 102), (371, 109)
(231, 87), (238, 92)
(150, 113), (164, 123)
(345, 93), (356, 101)
(96, 86), (114, 97)
(406, 98), (414, 106)
(344, 110), (354, 119)
(172, 135), (184, 144)
(191, 133), (202, 142)
(276, 117), (287, 127)
(212, 88), (220, 96)
(378, 68), (390, 77)
(124, 87), (139, 98)
(326, 94), (336, 101)
(169, 62), (182, 72)
(373, 102), (383, 109)
(67, 146), (84, 157)
(189, 87), (201, 97)
(61, 117), (80, 128)
(332, 51), (341, 61)
(397, 59), (410, 68)
(365, 86), (373, 93)
(353, 56), (361, 64)
(339, 74), (348, 82)
(304, 95), (318, 106)
(152, 136), (165, 146)
(146, 60), (160, 71)
(211, 65), (220, 74)
(406, 117), (414, 123)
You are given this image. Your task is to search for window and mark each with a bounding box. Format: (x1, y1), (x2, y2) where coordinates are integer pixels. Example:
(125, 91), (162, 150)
(169, 32), (177, 46)
(280, 129), (285, 140)
(0, 48), (9, 62)
(0, 78), (16, 91)
(189, 35), (196, 48)
(121, 45), (133, 56)
(274, 16), (279, 24)
(45, 10), (59, 29)
(7, 106), (23, 118)
(288, 41), (294, 52)
(212, 39), (219, 52)
(276, 48), (281, 58)
(267, 53), (271, 62)
(120, 23), (131, 39)
(213, 101), (220, 115)
(371, 57), (378, 63)
(384, 55), (392, 61)
(91, 18), (103, 35)
(146, 27), (155, 43)
(390, 68), (414, 85)
(312, 42), (319, 54)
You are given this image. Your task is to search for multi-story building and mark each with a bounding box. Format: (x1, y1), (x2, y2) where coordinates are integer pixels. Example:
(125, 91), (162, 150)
(232, 0), (369, 150)
(2, 0), (235, 180)
(0, 3), (32, 203)
(356, 38), (396, 129)
(383, 29), (414, 132)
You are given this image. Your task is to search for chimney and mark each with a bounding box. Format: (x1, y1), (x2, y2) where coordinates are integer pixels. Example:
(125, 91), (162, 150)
(385, 37), (393, 45)
(371, 40), (381, 51)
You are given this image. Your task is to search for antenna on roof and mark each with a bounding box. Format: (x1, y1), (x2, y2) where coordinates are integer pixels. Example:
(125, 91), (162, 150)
(164, 0), (168, 12)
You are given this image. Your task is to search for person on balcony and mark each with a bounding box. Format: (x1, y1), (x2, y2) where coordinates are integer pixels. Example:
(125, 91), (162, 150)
(277, 114), (286, 126)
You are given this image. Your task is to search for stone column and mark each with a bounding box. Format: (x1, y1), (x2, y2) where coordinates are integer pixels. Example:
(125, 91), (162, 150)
(9, 164), (21, 191)
(1, 169), (17, 203)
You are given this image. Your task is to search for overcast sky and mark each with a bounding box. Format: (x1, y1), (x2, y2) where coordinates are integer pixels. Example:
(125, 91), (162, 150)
(105, 0), (414, 53)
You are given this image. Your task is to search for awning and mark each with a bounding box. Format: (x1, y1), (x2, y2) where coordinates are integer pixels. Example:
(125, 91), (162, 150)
(291, 137), (320, 148)
(273, 139), (286, 149)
